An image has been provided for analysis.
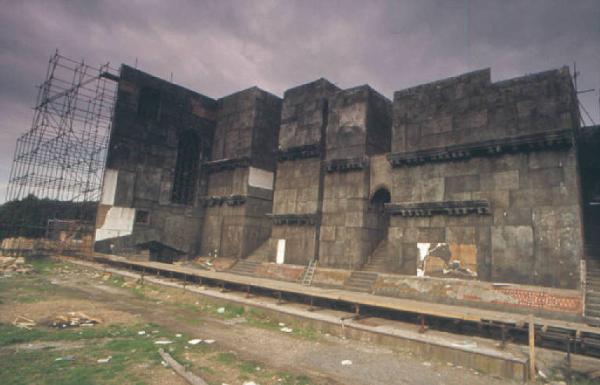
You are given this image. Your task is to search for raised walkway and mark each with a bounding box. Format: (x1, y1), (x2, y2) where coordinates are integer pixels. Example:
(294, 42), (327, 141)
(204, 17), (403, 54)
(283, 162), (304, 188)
(85, 253), (599, 335)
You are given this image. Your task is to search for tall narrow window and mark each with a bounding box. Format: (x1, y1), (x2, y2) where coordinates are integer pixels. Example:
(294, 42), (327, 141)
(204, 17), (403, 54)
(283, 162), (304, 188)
(171, 130), (200, 205)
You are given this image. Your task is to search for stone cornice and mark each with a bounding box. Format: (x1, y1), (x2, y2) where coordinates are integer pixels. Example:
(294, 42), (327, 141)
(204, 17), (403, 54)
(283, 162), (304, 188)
(276, 144), (321, 161)
(267, 213), (319, 225)
(203, 157), (250, 173)
(324, 156), (369, 173)
(385, 200), (490, 216)
(387, 129), (573, 167)
(200, 195), (246, 207)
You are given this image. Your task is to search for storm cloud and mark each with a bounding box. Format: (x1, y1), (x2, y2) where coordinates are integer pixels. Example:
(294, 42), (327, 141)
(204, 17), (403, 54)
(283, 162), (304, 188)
(0, 0), (598, 201)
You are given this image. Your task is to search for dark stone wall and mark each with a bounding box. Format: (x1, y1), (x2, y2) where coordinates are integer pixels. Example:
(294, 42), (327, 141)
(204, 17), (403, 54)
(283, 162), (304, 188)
(97, 64), (586, 291)
(255, 79), (339, 264)
(326, 86), (391, 160)
(384, 67), (583, 289)
(278, 78), (340, 150)
(270, 160), (320, 265)
(211, 87), (282, 169)
(392, 67), (577, 153)
(578, 125), (600, 252)
(96, 65), (216, 257)
(385, 149), (582, 288)
(199, 87), (282, 258)
(319, 87), (392, 268)
(320, 170), (377, 269)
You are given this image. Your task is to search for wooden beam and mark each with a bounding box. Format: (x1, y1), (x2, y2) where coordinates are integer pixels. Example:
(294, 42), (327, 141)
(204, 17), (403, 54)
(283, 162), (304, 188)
(158, 349), (208, 385)
(528, 314), (536, 381)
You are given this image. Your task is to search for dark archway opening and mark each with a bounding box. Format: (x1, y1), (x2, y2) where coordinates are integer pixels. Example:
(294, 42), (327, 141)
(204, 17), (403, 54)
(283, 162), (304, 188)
(366, 187), (391, 266)
(371, 187), (391, 207)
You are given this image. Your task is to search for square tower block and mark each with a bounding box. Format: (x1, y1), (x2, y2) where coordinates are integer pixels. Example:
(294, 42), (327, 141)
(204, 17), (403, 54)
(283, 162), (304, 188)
(200, 87), (282, 259)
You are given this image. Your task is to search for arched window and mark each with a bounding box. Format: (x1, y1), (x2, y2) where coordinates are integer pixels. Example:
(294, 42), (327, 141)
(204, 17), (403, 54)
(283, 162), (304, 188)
(171, 130), (200, 205)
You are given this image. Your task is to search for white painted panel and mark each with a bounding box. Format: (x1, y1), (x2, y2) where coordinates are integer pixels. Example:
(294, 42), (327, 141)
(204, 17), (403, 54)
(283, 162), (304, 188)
(248, 167), (274, 190)
(100, 169), (119, 205)
(276, 239), (286, 264)
(95, 206), (136, 241)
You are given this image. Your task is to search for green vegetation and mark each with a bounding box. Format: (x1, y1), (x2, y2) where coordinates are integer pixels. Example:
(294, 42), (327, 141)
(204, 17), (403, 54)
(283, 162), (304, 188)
(0, 323), (203, 385)
(0, 194), (96, 239)
(0, 260), (320, 385)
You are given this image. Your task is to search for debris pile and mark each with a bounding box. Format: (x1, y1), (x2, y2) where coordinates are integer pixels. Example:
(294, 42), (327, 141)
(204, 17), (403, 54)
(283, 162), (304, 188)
(13, 315), (36, 330)
(0, 256), (33, 275)
(51, 312), (101, 328)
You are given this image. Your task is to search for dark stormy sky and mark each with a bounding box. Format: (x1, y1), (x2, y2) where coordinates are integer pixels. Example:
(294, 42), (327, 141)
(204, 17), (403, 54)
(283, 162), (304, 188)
(0, 0), (599, 202)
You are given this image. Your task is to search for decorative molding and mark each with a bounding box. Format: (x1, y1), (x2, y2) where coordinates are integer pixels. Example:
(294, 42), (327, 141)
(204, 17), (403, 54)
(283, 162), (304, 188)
(267, 213), (319, 225)
(387, 129), (573, 167)
(200, 195), (246, 207)
(325, 156), (369, 173)
(203, 157), (250, 173)
(276, 144), (321, 161)
(385, 200), (490, 216)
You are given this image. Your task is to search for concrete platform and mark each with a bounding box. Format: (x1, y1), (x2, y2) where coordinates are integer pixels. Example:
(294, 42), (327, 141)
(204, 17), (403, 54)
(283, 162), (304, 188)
(85, 253), (600, 335)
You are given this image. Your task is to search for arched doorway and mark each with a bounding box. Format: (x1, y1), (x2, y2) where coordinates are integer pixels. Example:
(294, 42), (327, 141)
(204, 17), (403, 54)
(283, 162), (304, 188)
(370, 187), (391, 209)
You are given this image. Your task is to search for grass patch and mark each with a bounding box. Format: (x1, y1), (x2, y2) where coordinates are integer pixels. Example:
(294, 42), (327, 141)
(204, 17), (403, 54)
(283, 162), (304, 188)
(0, 323), (139, 347)
(239, 360), (261, 374)
(245, 309), (318, 341)
(0, 321), (209, 385)
(28, 257), (58, 274)
(216, 352), (236, 365)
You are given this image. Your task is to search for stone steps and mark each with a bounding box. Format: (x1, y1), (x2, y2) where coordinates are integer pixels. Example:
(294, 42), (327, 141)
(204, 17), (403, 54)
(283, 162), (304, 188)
(247, 240), (274, 262)
(587, 292), (600, 301)
(584, 257), (600, 320)
(362, 240), (393, 272)
(228, 259), (261, 276)
(586, 309), (600, 319)
(344, 271), (378, 293)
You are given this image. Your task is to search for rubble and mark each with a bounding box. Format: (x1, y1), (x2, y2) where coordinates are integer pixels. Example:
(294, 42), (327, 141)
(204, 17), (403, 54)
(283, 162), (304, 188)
(97, 356), (112, 364)
(0, 256), (33, 275)
(51, 312), (101, 328)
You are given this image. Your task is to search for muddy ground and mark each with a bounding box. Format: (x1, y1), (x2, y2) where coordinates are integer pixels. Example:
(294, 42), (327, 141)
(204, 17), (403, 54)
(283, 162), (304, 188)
(0, 258), (581, 385)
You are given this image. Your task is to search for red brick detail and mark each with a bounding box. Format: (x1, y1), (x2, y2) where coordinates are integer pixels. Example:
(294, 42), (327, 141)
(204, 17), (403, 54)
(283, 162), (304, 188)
(493, 288), (582, 313)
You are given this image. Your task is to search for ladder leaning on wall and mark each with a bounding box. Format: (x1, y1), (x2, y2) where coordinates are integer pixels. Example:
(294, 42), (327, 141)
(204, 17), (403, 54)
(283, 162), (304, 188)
(301, 259), (318, 286)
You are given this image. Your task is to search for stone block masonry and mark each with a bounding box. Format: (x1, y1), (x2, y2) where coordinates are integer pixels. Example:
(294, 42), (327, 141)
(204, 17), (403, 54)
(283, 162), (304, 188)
(96, 63), (591, 293)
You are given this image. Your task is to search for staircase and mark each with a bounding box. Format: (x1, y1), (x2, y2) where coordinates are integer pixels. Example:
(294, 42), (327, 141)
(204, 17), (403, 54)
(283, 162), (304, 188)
(343, 271), (378, 293)
(300, 259), (318, 286)
(362, 240), (392, 272)
(585, 257), (600, 324)
(228, 259), (261, 276)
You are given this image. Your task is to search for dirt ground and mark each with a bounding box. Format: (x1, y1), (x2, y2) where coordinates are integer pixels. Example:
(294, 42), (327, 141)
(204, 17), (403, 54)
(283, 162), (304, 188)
(0, 258), (573, 385)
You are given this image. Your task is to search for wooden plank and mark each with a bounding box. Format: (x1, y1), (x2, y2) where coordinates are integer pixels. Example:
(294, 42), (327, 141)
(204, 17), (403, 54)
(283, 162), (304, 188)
(529, 314), (536, 381)
(158, 349), (208, 385)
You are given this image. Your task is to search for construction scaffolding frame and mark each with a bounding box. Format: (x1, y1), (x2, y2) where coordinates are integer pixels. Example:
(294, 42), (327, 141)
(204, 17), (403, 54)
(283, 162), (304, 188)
(6, 51), (119, 202)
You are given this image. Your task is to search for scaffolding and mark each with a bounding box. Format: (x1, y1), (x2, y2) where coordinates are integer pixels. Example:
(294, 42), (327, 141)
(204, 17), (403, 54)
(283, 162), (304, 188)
(6, 51), (119, 202)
